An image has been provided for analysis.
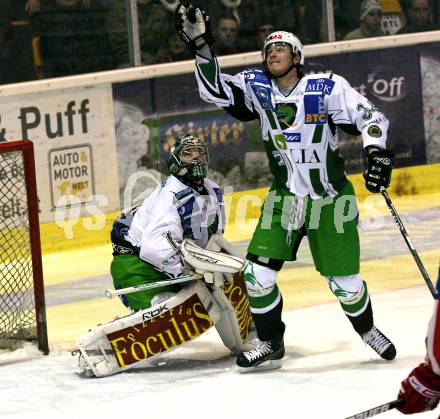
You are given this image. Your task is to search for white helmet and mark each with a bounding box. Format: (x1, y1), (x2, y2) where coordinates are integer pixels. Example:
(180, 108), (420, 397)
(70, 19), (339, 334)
(262, 31), (304, 65)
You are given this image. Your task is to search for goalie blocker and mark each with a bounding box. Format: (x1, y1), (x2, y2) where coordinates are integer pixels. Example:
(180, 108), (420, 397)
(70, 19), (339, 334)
(74, 237), (254, 377)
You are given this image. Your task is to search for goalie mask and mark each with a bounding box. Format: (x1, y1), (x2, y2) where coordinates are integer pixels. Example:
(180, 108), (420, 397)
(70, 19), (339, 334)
(167, 135), (209, 181)
(262, 31), (304, 78)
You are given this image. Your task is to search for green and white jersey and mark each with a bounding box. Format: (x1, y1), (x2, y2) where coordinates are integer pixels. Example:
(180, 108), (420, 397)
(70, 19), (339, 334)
(195, 55), (389, 199)
(125, 175), (224, 276)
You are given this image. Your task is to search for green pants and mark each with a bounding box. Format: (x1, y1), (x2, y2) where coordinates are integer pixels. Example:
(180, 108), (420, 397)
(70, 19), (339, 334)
(110, 255), (181, 311)
(248, 181), (360, 276)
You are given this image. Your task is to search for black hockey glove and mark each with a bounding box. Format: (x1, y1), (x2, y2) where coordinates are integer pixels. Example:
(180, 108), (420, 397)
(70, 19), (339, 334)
(175, 3), (214, 57)
(363, 146), (394, 193)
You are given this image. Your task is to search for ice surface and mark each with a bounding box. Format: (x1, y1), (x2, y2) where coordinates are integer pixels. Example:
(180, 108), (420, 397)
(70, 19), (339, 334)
(0, 285), (437, 419)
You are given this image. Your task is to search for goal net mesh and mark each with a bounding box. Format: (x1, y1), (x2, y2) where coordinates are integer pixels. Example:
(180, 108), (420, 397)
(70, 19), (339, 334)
(0, 149), (37, 349)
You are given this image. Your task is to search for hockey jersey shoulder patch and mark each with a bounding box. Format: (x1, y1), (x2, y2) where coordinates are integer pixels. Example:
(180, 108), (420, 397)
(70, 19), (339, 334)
(243, 69), (270, 85)
(305, 77), (335, 96)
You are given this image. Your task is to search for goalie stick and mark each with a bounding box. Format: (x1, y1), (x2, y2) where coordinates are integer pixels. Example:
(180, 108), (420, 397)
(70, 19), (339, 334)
(380, 187), (438, 299)
(344, 399), (403, 419)
(105, 274), (202, 298)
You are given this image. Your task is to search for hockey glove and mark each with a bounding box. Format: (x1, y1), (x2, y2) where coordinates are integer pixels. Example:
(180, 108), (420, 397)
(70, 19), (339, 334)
(397, 363), (440, 414)
(363, 146), (394, 193)
(175, 3), (214, 56)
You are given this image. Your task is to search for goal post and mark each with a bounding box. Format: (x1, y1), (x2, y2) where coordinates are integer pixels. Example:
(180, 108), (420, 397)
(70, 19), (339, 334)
(0, 140), (49, 354)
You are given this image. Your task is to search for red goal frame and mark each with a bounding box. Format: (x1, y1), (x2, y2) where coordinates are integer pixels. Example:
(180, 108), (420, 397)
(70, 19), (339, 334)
(0, 140), (48, 354)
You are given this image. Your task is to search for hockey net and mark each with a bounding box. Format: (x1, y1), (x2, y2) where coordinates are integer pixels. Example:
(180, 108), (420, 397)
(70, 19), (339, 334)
(0, 140), (48, 354)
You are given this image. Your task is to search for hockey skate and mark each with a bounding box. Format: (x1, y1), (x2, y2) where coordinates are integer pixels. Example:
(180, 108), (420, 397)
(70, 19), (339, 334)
(236, 336), (285, 373)
(362, 326), (396, 360)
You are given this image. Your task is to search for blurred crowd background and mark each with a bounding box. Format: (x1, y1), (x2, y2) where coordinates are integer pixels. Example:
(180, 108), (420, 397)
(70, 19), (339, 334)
(1, 0), (440, 84)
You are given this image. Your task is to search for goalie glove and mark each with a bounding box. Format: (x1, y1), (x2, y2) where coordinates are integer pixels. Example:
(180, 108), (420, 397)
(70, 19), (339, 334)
(175, 3), (214, 57)
(397, 363), (440, 414)
(363, 146), (394, 193)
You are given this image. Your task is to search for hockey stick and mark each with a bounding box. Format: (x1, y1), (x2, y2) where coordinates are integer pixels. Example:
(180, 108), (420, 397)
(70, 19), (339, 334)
(344, 399), (403, 419)
(380, 187), (438, 299)
(105, 274), (202, 299)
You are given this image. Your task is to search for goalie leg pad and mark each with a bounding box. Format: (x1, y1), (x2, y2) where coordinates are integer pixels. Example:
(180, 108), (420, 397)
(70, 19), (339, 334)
(75, 282), (221, 377)
(209, 272), (255, 354)
(326, 274), (370, 317)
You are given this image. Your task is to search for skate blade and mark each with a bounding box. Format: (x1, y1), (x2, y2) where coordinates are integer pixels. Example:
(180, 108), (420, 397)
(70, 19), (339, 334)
(237, 359), (282, 373)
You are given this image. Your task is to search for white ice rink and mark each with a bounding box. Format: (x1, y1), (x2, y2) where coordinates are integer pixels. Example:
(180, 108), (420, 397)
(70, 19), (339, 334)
(1, 285), (437, 419)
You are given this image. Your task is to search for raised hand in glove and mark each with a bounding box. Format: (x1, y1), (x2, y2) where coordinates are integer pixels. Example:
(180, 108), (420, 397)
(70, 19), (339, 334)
(363, 146), (394, 193)
(175, 3), (214, 56)
(397, 363), (440, 414)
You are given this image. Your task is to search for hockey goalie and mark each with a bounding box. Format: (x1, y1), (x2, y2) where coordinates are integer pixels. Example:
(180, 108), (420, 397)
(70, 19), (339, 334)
(73, 134), (254, 377)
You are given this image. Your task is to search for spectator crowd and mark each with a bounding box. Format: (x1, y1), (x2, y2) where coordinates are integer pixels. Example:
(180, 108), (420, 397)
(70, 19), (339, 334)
(1, 0), (440, 84)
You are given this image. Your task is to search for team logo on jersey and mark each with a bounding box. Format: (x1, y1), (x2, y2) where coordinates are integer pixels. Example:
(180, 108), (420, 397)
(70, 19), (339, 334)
(275, 103), (297, 129)
(367, 124), (382, 138)
(304, 95), (326, 124)
(305, 78), (335, 95)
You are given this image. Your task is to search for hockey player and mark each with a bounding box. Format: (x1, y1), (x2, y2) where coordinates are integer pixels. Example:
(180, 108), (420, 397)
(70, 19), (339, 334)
(396, 272), (440, 415)
(110, 133), (225, 310)
(176, 4), (396, 372)
(75, 134), (254, 377)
